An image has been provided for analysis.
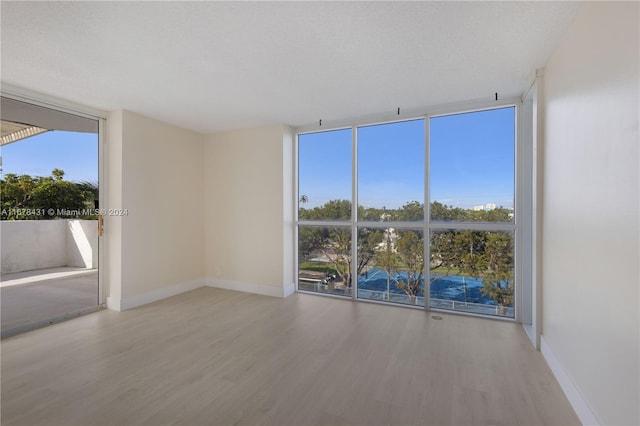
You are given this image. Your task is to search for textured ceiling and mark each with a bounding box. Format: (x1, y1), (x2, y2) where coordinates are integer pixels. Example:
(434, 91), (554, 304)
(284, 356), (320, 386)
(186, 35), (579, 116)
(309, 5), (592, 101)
(1, 1), (582, 134)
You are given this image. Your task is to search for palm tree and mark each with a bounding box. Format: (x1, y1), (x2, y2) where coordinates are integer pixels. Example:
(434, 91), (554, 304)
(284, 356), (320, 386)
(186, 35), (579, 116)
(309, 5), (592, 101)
(75, 180), (99, 209)
(299, 194), (308, 205)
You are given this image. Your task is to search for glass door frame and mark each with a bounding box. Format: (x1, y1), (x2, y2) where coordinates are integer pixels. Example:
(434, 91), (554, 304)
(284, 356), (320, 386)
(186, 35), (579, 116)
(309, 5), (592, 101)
(1, 85), (108, 307)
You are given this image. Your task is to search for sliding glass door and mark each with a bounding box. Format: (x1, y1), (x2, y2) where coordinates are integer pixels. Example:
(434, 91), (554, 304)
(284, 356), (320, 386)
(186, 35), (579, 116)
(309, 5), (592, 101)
(0, 96), (102, 337)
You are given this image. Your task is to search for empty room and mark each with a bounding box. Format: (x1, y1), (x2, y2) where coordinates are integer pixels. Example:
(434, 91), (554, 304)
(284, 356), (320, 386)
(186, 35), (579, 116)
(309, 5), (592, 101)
(1, 2), (638, 426)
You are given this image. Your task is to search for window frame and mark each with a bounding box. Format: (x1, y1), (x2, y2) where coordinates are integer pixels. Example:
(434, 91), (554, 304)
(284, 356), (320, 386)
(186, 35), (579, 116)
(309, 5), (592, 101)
(295, 97), (524, 322)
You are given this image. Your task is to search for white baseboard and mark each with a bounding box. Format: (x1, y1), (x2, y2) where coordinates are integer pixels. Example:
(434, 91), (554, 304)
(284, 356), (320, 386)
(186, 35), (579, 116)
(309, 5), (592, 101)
(522, 323), (538, 349)
(208, 278), (293, 298)
(283, 282), (296, 298)
(540, 335), (600, 425)
(106, 278), (207, 311)
(106, 296), (123, 311)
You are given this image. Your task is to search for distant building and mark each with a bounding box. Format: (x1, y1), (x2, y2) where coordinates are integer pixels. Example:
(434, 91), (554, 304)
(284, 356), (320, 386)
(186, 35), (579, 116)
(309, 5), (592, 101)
(473, 203), (497, 211)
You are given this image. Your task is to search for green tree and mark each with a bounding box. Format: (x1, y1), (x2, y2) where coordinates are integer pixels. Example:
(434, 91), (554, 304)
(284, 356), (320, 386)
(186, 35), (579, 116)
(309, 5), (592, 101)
(298, 200), (383, 294)
(374, 228), (399, 301)
(430, 201), (466, 221)
(300, 200), (514, 311)
(1, 170), (92, 220)
(464, 207), (512, 222)
(477, 232), (514, 315)
(358, 205), (387, 221)
(31, 178), (85, 215)
(299, 199), (351, 220)
(298, 226), (351, 291)
(325, 227), (353, 291)
(320, 227), (382, 294)
(429, 230), (464, 274)
(430, 228), (514, 315)
(51, 168), (65, 181)
(394, 201), (424, 221)
(1, 174), (38, 218)
(393, 230), (425, 304)
(298, 226), (319, 261)
(76, 180), (99, 209)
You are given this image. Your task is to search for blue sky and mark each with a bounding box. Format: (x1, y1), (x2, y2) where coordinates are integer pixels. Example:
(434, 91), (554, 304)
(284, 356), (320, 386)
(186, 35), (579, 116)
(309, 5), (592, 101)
(299, 106), (515, 210)
(1, 130), (98, 183)
(3, 106), (514, 208)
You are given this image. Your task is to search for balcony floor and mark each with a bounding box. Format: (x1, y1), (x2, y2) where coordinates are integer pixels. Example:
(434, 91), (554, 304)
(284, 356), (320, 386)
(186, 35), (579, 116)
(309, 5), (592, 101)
(1, 267), (99, 337)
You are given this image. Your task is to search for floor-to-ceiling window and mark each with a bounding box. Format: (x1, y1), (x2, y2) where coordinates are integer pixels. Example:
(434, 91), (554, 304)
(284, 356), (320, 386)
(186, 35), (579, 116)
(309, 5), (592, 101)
(298, 128), (352, 297)
(429, 107), (515, 317)
(356, 119), (426, 306)
(296, 104), (517, 318)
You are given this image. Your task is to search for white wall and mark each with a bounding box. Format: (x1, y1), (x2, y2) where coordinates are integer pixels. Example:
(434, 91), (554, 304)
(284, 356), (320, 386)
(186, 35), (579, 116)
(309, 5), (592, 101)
(106, 110), (206, 310)
(204, 125), (295, 297)
(106, 110), (124, 303)
(105, 113), (295, 308)
(1, 220), (66, 273)
(67, 220), (98, 268)
(1, 219), (98, 273)
(282, 127), (295, 292)
(541, 3), (639, 425)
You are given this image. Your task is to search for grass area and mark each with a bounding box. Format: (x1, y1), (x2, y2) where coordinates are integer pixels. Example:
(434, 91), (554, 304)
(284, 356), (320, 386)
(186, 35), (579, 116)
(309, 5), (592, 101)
(299, 262), (339, 275)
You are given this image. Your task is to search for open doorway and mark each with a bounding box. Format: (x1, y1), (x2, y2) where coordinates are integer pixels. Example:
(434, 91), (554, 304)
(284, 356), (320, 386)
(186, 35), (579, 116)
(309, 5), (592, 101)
(1, 96), (102, 338)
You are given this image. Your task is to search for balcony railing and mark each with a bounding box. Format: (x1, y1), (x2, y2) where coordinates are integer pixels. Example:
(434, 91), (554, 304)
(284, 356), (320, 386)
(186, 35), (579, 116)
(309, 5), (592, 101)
(298, 279), (514, 317)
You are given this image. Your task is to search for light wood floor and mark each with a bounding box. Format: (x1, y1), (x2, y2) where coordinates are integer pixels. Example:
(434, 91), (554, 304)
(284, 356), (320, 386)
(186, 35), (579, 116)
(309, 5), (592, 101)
(1, 287), (579, 426)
